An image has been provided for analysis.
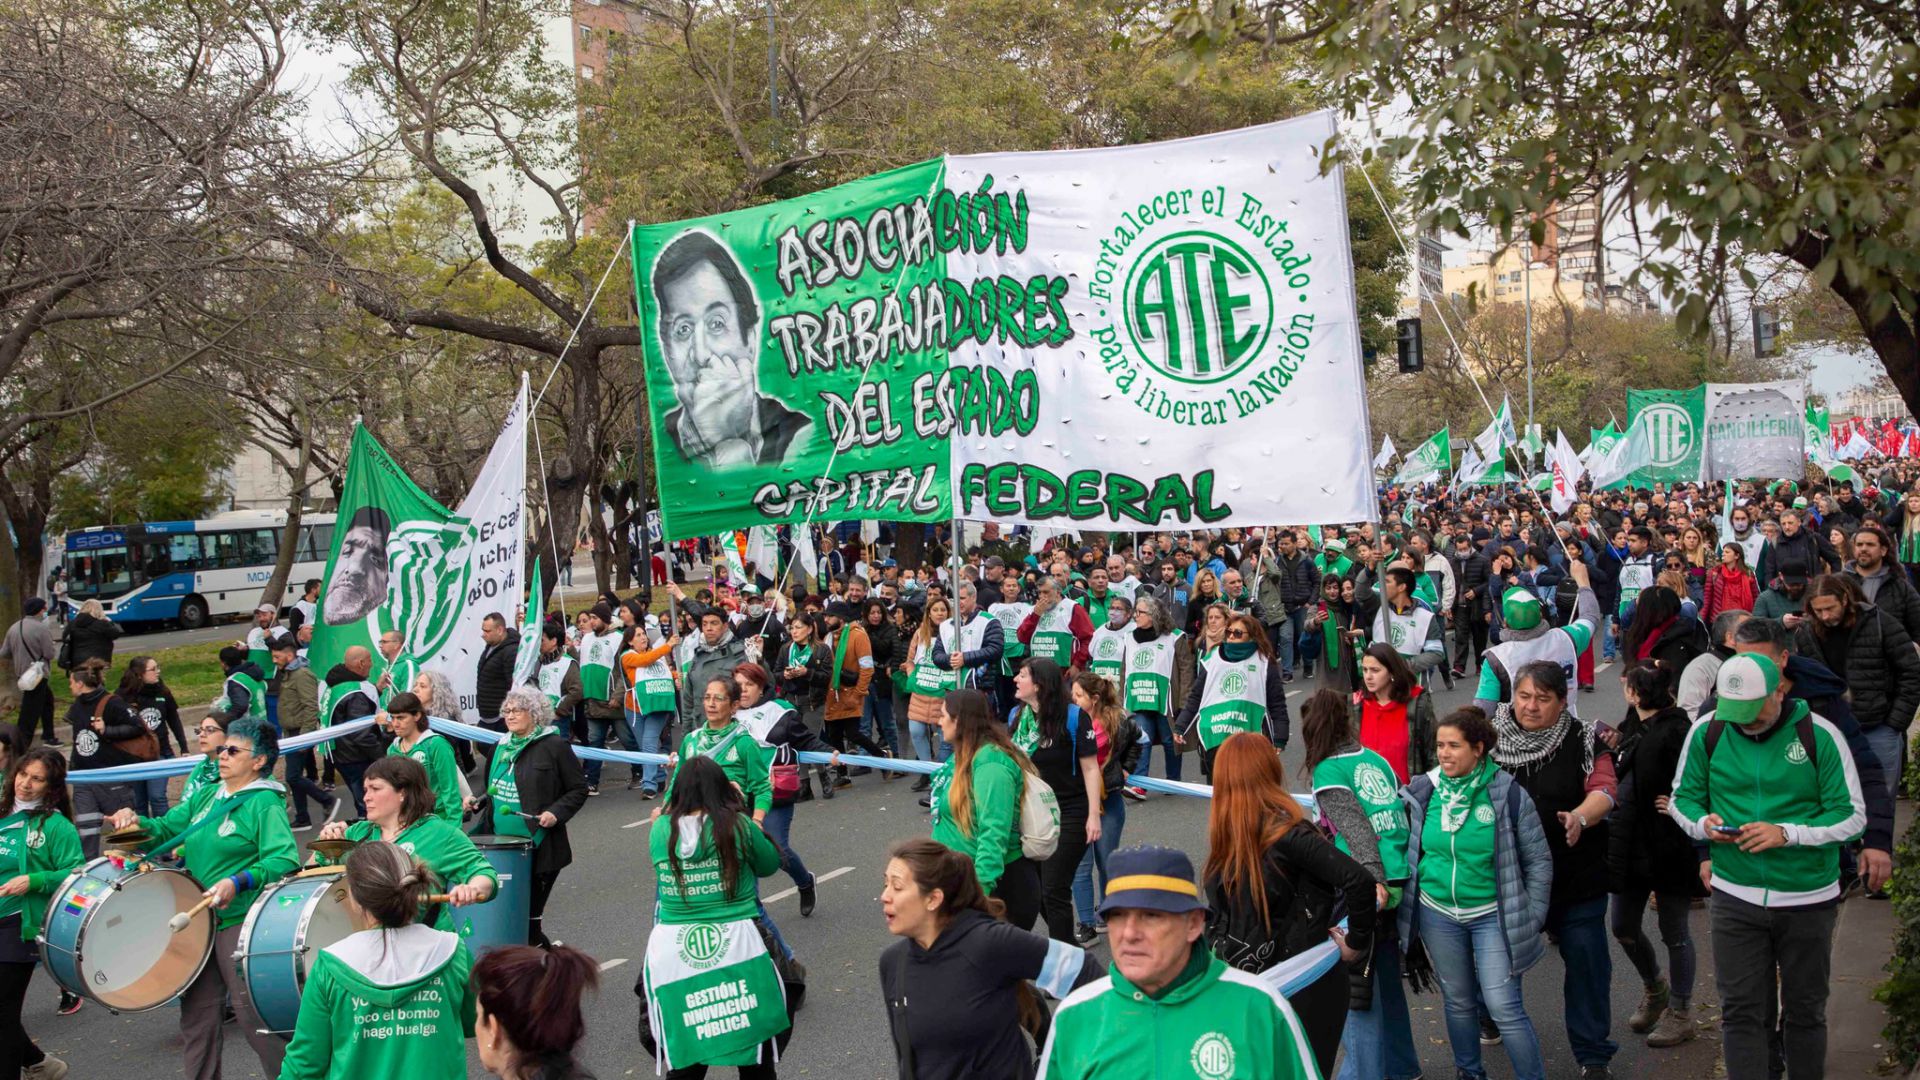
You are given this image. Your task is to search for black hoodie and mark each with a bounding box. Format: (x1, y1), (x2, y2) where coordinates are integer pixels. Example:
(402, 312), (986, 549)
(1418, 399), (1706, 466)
(879, 908), (1100, 1080)
(65, 688), (146, 769)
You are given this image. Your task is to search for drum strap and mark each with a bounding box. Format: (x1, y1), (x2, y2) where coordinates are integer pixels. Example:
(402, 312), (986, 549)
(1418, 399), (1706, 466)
(145, 789), (278, 861)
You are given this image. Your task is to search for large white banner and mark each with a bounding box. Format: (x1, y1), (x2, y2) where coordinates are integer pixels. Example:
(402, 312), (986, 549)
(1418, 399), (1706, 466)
(1699, 380), (1807, 483)
(945, 113), (1375, 528)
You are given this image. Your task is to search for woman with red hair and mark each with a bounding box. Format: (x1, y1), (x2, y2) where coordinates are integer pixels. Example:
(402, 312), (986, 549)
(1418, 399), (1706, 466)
(1203, 731), (1377, 1078)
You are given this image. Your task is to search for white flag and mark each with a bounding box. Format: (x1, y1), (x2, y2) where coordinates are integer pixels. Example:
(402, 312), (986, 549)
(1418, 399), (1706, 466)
(1373, 434), (1397, 471)
(1842, 430), (1873, 460)
(1589, 411), (1656, 491)
(792, 525), (821, 587)
(1549, 428), (1585, 514)
(1472, 396), (1518, 460)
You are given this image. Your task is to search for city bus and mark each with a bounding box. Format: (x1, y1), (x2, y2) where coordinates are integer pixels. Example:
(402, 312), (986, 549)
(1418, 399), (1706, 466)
(61, 510), (336, 628)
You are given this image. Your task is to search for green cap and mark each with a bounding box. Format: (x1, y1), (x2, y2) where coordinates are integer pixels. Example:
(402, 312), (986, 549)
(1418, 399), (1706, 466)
(1715, 652), (1781, 726)
(1500, 587), (1544, 631)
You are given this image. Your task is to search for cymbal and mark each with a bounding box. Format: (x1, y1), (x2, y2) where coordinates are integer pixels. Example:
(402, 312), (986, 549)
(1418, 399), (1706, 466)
(307, 837), (356, 862)
(104, 826), (153, 850)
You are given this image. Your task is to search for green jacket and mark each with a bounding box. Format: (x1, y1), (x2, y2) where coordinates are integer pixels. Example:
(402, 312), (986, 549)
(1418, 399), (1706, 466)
(1040, 946), (1319, 1080)
(278, 924), (475, 1080)
(0, 810), (84, 942)
(673, 722), (774, 815)
(1670, 701), (1865, 907)
(649, 814), (780, 924)
(387, 732), (463, 825)
(930, 744), (1025, 893)
(141, 779), (299, 929)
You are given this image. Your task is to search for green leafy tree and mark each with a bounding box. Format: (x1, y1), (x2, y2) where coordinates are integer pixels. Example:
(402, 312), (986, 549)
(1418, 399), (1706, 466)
(1177, 0), (1920, 413)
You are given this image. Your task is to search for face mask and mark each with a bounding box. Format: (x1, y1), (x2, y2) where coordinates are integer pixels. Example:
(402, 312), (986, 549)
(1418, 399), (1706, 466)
(747, 603), (766, 618)
(1108, 612), (1128, 629)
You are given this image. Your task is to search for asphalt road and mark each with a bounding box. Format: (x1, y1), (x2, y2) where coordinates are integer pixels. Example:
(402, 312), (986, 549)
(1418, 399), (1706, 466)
(27, 654), (1752, 1080)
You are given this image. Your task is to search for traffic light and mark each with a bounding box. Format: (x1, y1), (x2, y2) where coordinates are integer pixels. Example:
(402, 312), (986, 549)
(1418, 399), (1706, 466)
(1396, 317), (1423, 373)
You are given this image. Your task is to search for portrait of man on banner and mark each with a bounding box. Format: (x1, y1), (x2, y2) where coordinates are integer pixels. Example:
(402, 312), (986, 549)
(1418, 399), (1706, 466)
(323, 505), (392, 625)
(651, 229), (811, 470)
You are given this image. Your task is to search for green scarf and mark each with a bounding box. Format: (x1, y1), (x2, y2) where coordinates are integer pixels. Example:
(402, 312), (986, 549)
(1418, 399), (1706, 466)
(1320, 609), (1343, 671)
(488, 726), (555, 838)
(1434, 755), (1497, 833)
(828, 625), (853, 691)
(1220, 640), (1257, 663)
(1011, 706), (1039, 755)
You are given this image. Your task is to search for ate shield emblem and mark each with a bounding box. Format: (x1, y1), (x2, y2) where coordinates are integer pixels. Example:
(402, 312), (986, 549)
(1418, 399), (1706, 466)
(1190, 1032), (1237, 1080)
(1786, 739), (1809, 765)
(1125, 232), (1272, 385)
(1354, 763), (1395, 804)
(678, 923), (728, 970)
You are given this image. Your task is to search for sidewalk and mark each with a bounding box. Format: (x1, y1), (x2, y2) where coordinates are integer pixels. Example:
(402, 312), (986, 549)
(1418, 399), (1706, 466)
(1827, 796), (1912, 1077)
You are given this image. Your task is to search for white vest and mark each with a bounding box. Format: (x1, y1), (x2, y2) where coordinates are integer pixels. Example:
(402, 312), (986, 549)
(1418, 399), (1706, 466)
(1124, 632), (1181, 714)
(1373, 602), (1437, 659)
(1484, 630), (1583, 717)
(1193, 650), (1268, 749)
(1088, 625), (1130, 680)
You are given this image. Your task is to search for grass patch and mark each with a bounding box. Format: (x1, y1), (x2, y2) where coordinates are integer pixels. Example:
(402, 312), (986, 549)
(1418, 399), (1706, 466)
(1, 641), (228, 721)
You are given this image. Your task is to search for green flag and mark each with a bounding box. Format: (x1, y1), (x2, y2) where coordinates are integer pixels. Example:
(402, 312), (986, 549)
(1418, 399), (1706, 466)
(1626, 386), (1706, 482)
(1393, 428), (1451, 485)
(512, 557), (544, 686)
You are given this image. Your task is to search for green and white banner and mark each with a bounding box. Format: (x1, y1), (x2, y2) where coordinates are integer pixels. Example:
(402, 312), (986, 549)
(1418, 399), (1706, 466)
(309, 380), (526, 722)
(632, 112), (1375, 539)
(1393, 427), (1450, 486)
(1625, 385), (1706, 483)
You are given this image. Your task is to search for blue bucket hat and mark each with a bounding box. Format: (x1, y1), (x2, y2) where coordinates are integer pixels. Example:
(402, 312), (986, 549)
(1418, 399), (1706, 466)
(1097, 845), (1207, 916)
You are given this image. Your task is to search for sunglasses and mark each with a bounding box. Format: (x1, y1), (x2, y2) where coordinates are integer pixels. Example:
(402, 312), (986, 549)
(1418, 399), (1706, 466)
(1226, 629), (1251, 640)
(215, 745), (251, 758)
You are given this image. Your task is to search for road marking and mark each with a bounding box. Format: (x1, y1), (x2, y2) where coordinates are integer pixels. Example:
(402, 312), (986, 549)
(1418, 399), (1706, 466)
(1286, 691), (1300, 699)
(599, 958), (628, 972)
(623, 818), (652, 829)
(763, 865), (855, 903)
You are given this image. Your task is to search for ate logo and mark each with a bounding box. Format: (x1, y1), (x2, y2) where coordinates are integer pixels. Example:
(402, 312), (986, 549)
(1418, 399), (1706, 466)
(1219, 670), (1248, 698)
(1098, 638), (1121, 658)
(1354, 763), (1395, 804)
(679, 923), (728, 969)
(1126, 232), (1272, 385)
(1641, 403), (1695, 467)
(1786, 739), (1809, 765)
(1189, 1032), (1237, 1080)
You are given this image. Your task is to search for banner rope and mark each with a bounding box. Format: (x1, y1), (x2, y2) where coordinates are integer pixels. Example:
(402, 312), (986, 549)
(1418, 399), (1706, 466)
(532, 224), (633, 412)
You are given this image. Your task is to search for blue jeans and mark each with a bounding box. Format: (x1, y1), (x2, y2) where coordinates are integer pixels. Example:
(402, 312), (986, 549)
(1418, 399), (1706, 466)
(909, 719), (948, 764)
(1862, 723), (1906, 795)
(1417, 902), (1546, 1080)
(1132, 712), (1181, 782)
(867, 684), (902, 753)
(631, 709), (671, 792)
(1601, 615), (1618, 661)
(285, 747), (333, 823)
(583, 710), (639, 787)
(265, 693), (282, 734)
(335, 758), (371, 817)
(1547, 895), (1618, 1067)
(132, 776), (170, 817)
(1337, 926), (1422, 1080)
(761, 803), (814, 889)
(1272, 607), (1307, 676)
(1071, 791), (1126, 925)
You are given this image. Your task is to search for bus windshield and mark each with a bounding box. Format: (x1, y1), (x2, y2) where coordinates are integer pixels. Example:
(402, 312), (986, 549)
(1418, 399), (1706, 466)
(64, 540), (139, 600)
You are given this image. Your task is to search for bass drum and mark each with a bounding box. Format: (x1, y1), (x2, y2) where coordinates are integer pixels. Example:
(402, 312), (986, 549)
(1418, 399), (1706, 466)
(234, 867), (357, 1037)
(453, 835), (531, 956)
(39, 857), (214, 1012)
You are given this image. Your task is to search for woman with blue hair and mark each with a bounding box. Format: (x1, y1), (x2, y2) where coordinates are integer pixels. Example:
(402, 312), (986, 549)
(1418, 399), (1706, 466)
(107, 715), (299, 1079)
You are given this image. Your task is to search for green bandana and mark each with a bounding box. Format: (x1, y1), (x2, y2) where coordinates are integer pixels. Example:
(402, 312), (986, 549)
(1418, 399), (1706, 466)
(1011, 706), (1039, 756)
(828, 625), (854, 691)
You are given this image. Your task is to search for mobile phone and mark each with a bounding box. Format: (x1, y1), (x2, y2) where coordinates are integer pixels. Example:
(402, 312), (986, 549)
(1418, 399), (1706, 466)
(1710, 824), (1743, 835)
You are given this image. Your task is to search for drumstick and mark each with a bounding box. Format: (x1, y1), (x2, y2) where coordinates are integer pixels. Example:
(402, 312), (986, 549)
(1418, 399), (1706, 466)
(426, 893), (452, 904)
(169, 893), (219, 933)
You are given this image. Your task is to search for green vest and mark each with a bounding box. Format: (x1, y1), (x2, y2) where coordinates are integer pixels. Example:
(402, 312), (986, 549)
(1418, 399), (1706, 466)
(536, 655), (576, 710)
(226, 671), (269, 722)
(1193, 650), (1266, 749)
(631, 648), (677, 714)
(1029, 599), (1079, 667)
(577, 631), (617, 701)
(1124, 632), (1181, 714)
(991, 601), (1033, 675)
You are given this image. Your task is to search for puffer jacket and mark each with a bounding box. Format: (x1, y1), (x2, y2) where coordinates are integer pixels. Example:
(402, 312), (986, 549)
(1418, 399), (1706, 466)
(1757, 527), (1840, 585)
(1848, 564), (1920, 642)
(1399, 768), (1554, 976)
(1258, 551), (1320, 614)
(1606, 705), (1708, 897)
(678, 630), (746, 729)
(1793, 602), (1920, 732)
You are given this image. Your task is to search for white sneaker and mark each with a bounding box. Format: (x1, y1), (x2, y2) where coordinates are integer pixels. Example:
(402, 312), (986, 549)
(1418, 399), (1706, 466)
(24, 1056), (69, 1080)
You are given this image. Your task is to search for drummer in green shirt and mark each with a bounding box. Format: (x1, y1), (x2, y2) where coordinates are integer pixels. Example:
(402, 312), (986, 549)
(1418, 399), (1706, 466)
(0, 747), (85, 1080)
(107, 716), (299, 1080)
(313, 756), (496, 931)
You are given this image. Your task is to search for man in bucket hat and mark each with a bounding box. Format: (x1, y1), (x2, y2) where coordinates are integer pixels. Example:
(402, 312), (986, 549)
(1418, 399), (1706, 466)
(1039, 845), (1319, 1079)
(1669, 651), (1864, 1080)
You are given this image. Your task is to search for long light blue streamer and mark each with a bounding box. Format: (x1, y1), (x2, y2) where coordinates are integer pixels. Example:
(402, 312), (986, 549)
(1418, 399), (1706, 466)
(421, 718), (1317, 809)
(66, 717), (382, 784)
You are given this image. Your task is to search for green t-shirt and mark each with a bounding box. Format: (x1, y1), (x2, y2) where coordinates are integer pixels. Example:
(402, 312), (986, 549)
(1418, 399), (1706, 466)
(388, 731), (464, 825)
(324, 817), (499, 933)
(673, 722), (774, 815)
(140, 780), (300, 929)
(0, 810), (83, 941)
(649, 814), (781, 925)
